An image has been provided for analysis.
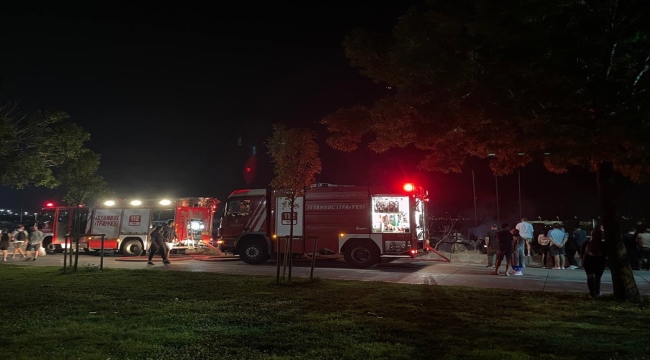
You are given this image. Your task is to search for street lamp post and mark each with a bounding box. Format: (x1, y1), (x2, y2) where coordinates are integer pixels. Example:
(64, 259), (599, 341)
(472, 170), (478, 226)
(495, 175), (500, 225)
(518, 170), (522, 220)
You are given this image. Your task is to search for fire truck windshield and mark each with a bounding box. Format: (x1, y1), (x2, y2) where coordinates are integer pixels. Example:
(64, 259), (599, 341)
(224, 199), (252, 217)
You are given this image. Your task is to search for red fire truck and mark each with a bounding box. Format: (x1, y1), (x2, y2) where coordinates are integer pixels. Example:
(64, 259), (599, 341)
(218, 183), (429, 268)
(39, 197), (219, 255)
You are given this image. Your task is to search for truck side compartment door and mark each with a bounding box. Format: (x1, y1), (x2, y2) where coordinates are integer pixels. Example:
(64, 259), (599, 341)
(274, 196), (304, 237)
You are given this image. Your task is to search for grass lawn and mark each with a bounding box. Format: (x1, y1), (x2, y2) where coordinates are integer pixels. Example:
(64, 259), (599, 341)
(1, 265), (649, 360)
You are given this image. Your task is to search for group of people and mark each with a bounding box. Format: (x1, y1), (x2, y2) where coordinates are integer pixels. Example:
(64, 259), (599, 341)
(485, 217), (608, 298)
(0, 220), (178, 265)
(485, 223), (527, 276)
(0, 224), (45, 262)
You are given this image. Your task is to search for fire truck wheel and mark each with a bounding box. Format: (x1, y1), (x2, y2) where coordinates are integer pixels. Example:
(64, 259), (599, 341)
(121, 239), (144, 256)
(238, 238), (269, 264)
(344, 240), (380, 269)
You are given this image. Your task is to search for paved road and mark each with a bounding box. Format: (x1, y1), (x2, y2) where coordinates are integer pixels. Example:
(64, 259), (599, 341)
(3, 253), (650, 295)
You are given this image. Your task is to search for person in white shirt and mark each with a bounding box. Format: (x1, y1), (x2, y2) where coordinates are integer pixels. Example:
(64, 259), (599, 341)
(516, 217), (535, 259)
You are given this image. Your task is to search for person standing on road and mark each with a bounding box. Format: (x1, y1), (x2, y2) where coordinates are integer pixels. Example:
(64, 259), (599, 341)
(637, 228), (650, 270)
(148, 226), (170, 265)
(162, 220), (177, 259)
(548, 224), (567, 270)
(511, 228), (525, 275)
(493, 223), (514, 276)
(485, 224), (498, 268)
(25, 226), (44, 261)
(573, 226), (589, 269)
(623, 227), (639, 270)
(11, 225), (28, 259)
(1, 228), (10, 261)
(538, 231), (552, 268)
(564, 227), (579, 270)
(581, 229), (606, 298)
(516, 217), (534, 261)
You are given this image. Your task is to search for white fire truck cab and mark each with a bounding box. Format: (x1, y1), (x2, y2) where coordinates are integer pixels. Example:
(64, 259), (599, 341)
(218, 183), (429, 268)
(39, 197), (219, 256)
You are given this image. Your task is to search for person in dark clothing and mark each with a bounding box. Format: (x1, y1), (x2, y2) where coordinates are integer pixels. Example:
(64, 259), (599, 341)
(485, 224), (498, 268)
(565, 227), (579, 269)
(622, 227), (639, 270)
(1, 228), (10, 261)
(581, 229), (606, 298)
(148, 226), (170, 265)
(493, 223), (514, 276)
(573, 226), (588, 268)
(162, 220), (177, 259)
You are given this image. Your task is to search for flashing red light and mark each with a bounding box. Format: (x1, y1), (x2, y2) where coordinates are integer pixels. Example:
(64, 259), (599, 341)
(410, 249), (417, 254)
(403, 183), (415, 192)
(230, 189), (251, 196)
(245, 167), (252, 172)
(45, 202), (54, 207)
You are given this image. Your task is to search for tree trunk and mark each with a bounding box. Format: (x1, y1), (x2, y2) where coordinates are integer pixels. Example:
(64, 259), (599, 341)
(597, 162), (640, 302)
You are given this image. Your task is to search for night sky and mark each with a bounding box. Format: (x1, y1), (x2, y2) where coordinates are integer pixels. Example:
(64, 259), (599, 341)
(2, 1), (649, 223)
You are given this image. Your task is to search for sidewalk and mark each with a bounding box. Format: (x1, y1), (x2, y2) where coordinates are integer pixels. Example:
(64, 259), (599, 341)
(400, 260), (650, 295)
(3, 253), (650, 295)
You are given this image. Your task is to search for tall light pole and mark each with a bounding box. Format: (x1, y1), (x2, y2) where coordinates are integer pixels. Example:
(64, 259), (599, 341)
(518, 170), (522, 220)
(472, 170), (478, 226)
(495, 175), (500, 225)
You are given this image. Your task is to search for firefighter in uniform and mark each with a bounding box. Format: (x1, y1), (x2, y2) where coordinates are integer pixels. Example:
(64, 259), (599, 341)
(162, 220), (177, 259)
(147, 226), (170, 265)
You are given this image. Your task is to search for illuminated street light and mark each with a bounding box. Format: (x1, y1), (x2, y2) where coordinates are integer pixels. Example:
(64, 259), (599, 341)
(130, 200), (142, 206)
(104, 200), (116, 206)
(159, 199), (171, 206)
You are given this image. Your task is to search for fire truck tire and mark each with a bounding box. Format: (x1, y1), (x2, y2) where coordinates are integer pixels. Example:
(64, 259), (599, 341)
(238, 238), (270, 264)
(343, 239), (380, 268)
(121, 239), (144, 256)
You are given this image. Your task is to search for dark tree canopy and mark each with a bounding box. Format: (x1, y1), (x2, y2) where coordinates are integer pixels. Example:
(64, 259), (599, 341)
(0, 104), (90, 188)
(323, 0), (650, 302)
(323, 0), (650, 179)
(267, 123), (322, 197)
(58, 149), (112, 206)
